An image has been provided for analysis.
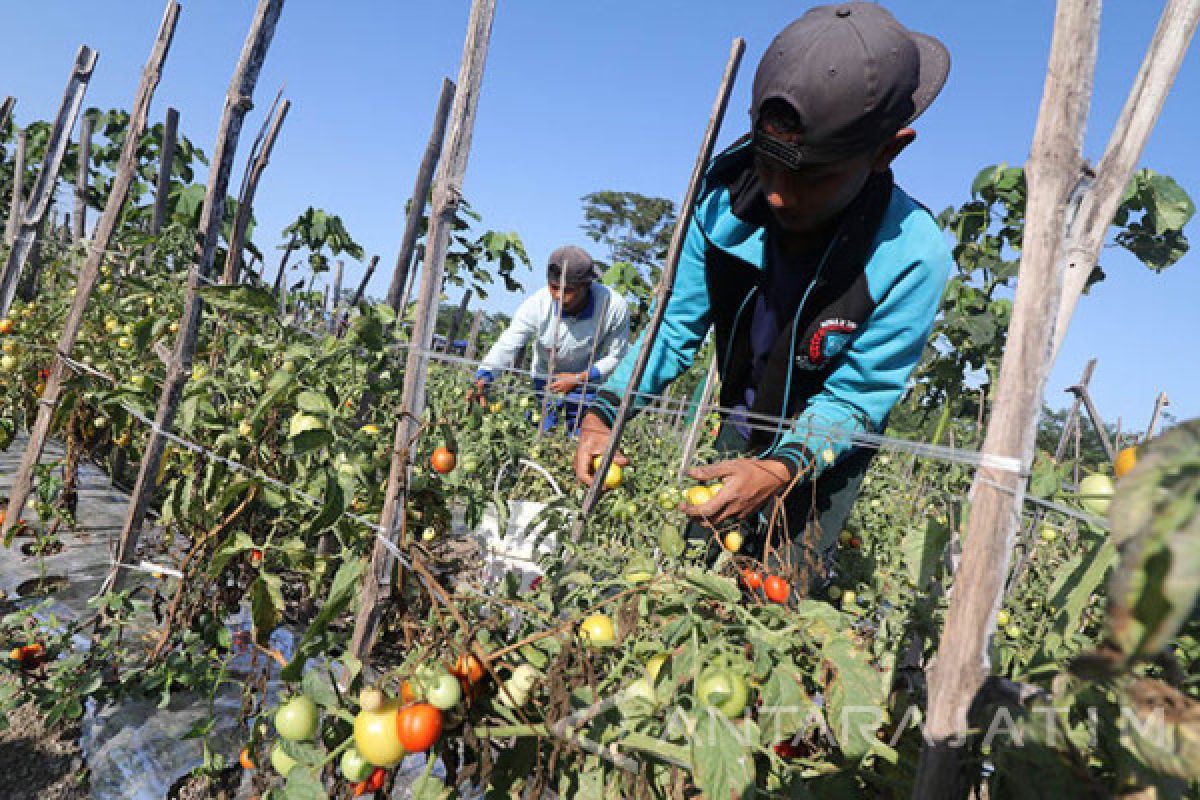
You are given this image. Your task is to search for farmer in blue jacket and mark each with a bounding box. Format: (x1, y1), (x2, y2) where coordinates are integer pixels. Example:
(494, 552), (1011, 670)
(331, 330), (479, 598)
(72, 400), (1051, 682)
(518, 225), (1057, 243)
(574, 3), (952, 593)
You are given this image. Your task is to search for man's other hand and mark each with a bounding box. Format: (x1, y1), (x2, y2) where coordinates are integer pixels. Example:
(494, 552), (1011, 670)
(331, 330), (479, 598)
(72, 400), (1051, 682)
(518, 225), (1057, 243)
(548, 372), (584, 394)
(573, 414), (628, 486)
(681, 458), (793, 525)
(465, 378), (490, 408)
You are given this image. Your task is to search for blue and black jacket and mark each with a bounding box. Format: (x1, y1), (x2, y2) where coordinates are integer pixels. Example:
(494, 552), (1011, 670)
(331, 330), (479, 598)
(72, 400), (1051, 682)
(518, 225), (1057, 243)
(589, 137), (951, 481)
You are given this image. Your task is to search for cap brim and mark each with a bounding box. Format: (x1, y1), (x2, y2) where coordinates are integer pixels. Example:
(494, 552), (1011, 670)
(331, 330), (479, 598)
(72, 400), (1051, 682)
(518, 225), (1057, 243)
(907, 31), (950, 125)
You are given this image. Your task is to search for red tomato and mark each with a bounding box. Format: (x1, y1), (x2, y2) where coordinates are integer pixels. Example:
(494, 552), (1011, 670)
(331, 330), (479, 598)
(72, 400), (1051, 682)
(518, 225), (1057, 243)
(764, 575), (790, 604)
(366, 767), (386, 792)
(395, 703), (442, 753)
(741, 569), (763, 591)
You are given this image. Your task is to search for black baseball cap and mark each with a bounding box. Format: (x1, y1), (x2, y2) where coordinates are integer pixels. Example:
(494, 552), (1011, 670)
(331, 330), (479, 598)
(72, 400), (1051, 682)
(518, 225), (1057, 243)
(751, 3), (950, 168)
(546, 245), (597, 286)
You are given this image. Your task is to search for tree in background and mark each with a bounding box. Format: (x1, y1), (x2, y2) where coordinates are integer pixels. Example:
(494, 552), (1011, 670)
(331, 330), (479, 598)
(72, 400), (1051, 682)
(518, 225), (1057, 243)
(580, 190), (675, 326)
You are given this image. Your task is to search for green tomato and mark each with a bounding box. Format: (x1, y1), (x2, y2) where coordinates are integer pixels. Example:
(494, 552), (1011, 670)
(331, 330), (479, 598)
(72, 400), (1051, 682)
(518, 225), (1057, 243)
(625, 677), (657, 706)
(274, 695), (319, 741)
(339, 747), (374, 782)
(1078, 474), (1114, 517)
(658, 524), (685, 559)
(425, 672), (462, 711)
(696, 670), (749, 718)
(270, 742), (299, 776)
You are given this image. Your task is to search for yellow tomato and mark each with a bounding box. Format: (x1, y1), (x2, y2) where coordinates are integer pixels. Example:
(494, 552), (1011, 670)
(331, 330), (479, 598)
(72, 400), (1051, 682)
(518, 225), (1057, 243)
(591, 456), (623, 489)
(685, 486), (714, 507)
(353, 699), (405, 767)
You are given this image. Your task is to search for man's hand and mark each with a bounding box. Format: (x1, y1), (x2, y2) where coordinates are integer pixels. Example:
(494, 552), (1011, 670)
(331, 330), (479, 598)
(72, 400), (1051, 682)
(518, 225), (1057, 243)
(465, 378), (490, 408)
(573, 414), (628, 487)
(681, 458), (793, 525)
(548, 372), (585, 394)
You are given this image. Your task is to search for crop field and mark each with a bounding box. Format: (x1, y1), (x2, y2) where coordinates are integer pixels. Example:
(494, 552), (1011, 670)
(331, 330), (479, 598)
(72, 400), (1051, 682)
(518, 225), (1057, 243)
(0, 2), (1198, 800)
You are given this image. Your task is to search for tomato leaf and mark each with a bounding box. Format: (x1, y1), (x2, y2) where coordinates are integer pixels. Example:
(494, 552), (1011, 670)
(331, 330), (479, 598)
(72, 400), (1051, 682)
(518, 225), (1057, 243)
(301, 669), (339, 711)
(282, 557), (366, 682)
(282, 766), (328, 800)
(691, 707), (756, 800)
(758, 664), (814, 748)
(197, 284), (278, 315)
(680, 567), (740, 604)
(821, 637), (886, 761)
(250, 574), (283, 646)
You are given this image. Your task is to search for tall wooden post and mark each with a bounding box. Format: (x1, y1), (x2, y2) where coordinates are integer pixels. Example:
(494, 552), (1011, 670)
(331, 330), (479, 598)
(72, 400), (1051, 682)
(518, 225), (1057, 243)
(73, 113), (93, 241)
(0, 46), (97, 316)
(350, 0), (497, 661)
(915, 1), (1200, 795)
(1, 3), (180, 542)
(572, 39), (745, 532)
(4, 129), (25, 247)
(386, 77), (456, 312)
(104, 0), (284, 594)
(151, 107), (179, 236)
(1049, 0), (1200, 361)
(222, 95), (289, 284)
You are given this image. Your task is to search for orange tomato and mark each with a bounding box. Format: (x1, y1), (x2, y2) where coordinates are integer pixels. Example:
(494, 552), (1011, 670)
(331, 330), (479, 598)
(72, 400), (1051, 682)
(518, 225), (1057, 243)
(430, 446), (456, 474)
(763, 576), (790, 604)
(395, 703), (442, 753)
(0, 319), (15, 334)
(239, 747), (255, 770)
(400, 680), (418, 704)
(1114, 446), (1138, 479)
(741, 569), (763, 591)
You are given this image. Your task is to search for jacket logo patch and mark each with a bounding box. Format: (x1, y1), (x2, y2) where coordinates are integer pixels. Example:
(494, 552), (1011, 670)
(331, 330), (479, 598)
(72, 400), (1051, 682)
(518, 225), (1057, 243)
(798, 319), (858, 370)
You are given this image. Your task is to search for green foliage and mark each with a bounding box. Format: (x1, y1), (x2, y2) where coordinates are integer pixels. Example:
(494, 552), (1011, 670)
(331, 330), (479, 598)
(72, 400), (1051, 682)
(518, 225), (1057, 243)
(581, 190), (676, 323)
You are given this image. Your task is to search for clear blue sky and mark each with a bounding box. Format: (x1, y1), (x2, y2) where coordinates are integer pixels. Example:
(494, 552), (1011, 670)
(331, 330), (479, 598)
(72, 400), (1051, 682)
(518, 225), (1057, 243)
(3, 1), (1197, 429)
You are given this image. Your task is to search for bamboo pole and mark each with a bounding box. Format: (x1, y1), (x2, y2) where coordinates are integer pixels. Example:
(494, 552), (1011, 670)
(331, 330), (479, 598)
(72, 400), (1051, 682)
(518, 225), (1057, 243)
(350, 0), (497, 661)
(1, 3), (180, 543)
(104, 0), (284, 594)
(151, 107), (179, 236)
(0, 46), (97, 316)
(222, 94), (289, 284)
(72, 113), (93, 241)
(1050, 0), (1200, 361)
(385, 77), (456, 312)
(4, 129), (25, 247)
(677, 356), (718, 481)
(914, 2), (1104, 794)
(335, 254), (378, 337)
(572, 38), (745, 533)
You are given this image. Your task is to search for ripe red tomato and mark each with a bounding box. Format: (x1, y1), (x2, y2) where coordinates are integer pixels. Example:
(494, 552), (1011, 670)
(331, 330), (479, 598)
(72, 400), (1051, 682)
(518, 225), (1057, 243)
(395, 703), (443, 752)
(741, 569), (763, 591)
(430, 446), (457, 474)
(367, 767), (386, 792)
(763, 575), (790, 604)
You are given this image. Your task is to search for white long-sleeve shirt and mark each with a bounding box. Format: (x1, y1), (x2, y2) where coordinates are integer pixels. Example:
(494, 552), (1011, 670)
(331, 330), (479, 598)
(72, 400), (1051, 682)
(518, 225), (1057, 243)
(476, 284), (631, 384)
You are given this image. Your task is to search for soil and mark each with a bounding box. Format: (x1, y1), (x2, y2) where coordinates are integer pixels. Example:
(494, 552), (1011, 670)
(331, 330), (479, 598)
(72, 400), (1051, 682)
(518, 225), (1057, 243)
(0, 682), (90, 800)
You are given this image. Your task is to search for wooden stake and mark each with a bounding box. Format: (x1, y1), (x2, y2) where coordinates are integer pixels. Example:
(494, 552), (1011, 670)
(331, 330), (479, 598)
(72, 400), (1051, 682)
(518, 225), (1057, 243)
(1145, 391), (1169, 440)
(335, 254), (378, 337)
(72, 113), (93, 241)
(462, 308), (484, 360)
(915, 2), (1101, 794)
(105, 0), (284, 594)
(326, 258), (344, 332)
(0, 97), (13, 133)
(572, 38), (745, 533)
(222, 95), (289, 284)
(4, 129), (25, 247)
(1050, 0), (1200, 361)
(1, 3), (180, 543)
(151, 107), (179, 236)
(386, 77), (456, 312)
(444, 288), (472, 350)
(350, 0), (497, 661)
(0, 46), (97, 316)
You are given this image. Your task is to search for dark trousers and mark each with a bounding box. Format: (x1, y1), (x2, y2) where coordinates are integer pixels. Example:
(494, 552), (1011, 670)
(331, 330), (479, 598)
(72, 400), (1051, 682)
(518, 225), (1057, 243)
(687, 423), (874, 596)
